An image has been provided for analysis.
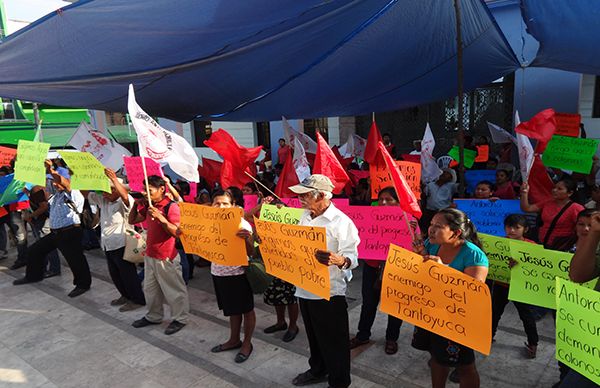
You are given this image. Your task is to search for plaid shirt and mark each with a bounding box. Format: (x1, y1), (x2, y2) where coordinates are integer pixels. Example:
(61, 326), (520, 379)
(48, 190), (84, 229)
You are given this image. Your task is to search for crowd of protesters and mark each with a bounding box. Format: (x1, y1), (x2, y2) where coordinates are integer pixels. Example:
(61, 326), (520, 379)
(2, 132), (600, 388)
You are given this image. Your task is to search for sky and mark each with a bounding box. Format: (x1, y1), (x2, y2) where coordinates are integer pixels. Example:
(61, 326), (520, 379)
(3, 0), (71, 34)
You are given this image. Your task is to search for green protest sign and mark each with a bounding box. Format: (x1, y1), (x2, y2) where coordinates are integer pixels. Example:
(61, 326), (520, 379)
(448, 146), (477, 168)
(479, 234), (512, 283)
(14, 140), (51, 186)
(555, 278), (600, 385)
(259, 203), (304, 225)
(59, 151), (111, 192)
(508, 240), (596, 309)
(542, 135), (599, 174)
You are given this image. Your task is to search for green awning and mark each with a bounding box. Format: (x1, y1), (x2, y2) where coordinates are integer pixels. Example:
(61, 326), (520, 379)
(107, 125), (137, 143)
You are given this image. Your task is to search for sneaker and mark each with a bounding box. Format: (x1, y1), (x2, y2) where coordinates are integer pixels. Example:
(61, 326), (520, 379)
(164, 320), (186, 335)
(110, 296), (128, 306)
(68, 287), (89, 298)
(119, 302), (143, 312)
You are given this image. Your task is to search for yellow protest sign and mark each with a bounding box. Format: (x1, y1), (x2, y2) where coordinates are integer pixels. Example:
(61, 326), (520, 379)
(14, 140), (51, 186)
(59, 151), (111, 192)
(380, 244), (492, 355)
(254, 217), (330, 300)
(179, 203), (247, 266)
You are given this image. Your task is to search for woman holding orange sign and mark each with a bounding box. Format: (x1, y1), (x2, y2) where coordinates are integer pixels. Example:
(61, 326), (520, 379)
(412, 208), (488, 388)
(209, 189), (256, 364)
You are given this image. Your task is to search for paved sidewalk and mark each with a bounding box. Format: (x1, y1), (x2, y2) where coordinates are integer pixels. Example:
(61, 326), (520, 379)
(0, 248), (561, 387)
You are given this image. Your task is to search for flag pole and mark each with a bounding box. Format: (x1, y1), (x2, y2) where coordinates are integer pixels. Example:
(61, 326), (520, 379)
(243, 171), (283, 202)
(454, 0), (466, 197)
(402, 211), (416, 242)
(372, 112), (375, 122)
(140, 156), (153, 206)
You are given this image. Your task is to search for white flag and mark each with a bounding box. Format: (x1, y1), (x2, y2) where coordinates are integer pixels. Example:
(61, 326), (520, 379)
(420, 123), (443, 183)
(282, 116), (317, 154)
(351, 134), (367, 158)
(127, 84), (199, 182)
(68, 122), (131, 171)
(487, 121), (517, 144)
(292, 137), (311, 182)
(515, 111), (534, 183)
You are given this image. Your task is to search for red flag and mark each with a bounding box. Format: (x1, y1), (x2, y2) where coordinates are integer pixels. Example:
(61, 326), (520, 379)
(377, 142), (422, 219)
(204, 129), (262, 188)
(515, 109), (556, 152)
(364, 121), (383, 164)
(198, 157), (222, 187)
(528, 155), (554, 204)
(332, 145), (354, 169)
(313, 132), (350, 194)
(274, 150), (299, 198)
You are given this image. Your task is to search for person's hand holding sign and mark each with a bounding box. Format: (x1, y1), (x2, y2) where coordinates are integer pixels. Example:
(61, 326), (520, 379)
(315, 250), (349, 269)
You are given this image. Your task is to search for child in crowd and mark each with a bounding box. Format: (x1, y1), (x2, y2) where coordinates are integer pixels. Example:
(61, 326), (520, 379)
(489, 214), (539, 358)
(473, 180), (496, 200)
(494, 169), (517, 199)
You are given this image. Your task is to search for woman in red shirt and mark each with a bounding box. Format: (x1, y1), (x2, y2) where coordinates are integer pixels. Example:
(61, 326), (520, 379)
(520, 177), (584, 250)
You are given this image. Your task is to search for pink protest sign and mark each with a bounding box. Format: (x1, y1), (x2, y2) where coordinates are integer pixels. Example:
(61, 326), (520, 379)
(280, 197), (302, 208)
(183, 182), (197, 203)
(337, 205), (416, 260)
(244, 194), (259, 212)
(332, 198), (350, 207)
(123, 156), (164, 192)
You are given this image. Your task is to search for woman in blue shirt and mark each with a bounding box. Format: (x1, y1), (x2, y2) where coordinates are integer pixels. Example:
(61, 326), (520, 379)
(412, 208), (489, 388)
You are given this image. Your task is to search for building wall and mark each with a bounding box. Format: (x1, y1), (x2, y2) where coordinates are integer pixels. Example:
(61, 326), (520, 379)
(579, 74), (600, 139)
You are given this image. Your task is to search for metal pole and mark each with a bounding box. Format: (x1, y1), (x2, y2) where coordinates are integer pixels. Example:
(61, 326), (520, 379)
(33, 102), (43, 142)
(453, 0), (466, 197)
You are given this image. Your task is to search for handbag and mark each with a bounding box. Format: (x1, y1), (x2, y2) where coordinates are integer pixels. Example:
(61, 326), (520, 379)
(245, 257), (273, 295)
(123, 228), (147, 263)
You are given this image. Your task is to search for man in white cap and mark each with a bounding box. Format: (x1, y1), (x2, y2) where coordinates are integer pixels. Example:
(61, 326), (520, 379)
(288, 174), (360, 388)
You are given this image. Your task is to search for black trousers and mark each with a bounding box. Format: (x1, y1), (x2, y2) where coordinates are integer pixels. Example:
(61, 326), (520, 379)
(490, 281), (539, 345)
(357, 263), (402, 341)
(299, 296), (351, 388)
(25, 226), (91, 289)
(105, 247), (145, 305)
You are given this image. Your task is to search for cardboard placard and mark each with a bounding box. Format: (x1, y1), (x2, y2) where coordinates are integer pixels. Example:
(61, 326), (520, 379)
(542, 135), (599, 174)
(555, 278), (600, 385)
(255, 217), (330, 300)
(508, 240), (596, 309)
(448, 146), (477, 168)
(479, 234), (512, 283)
(0, 146), (17, 167)
(259, 203), (304, 225)
(59, 151), (111, 193)
(380, 244), (492, 355)
(554, 113), (581, 137)
(123, 156), (164, 192)
(370, 161), (421, 200)
(179, 203), (247, 266)
(14, 140), (51, 186)
(454, 199), (523, 237)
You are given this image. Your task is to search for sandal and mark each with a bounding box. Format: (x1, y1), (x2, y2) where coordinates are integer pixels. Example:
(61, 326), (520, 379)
(524, 342), (537, 359)
(210, 342), (242, 353)
(349, 336), (369, 349)
(384, 340), (398, 355)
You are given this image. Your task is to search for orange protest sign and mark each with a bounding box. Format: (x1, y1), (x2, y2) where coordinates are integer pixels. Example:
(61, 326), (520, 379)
(254, 217), (330, 300)
(380, 244), (492, 355)
(370, 161), (421, 200)
(179, 202), (247, 266)
(0, 146), (17, 167)
(475, 145), (489, 163)
(555, 113), (581, 137)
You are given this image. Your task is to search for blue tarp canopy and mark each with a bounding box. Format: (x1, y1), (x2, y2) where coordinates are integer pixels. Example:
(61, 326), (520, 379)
(522, 0), (600, 75)
(0, 0), (519, 122)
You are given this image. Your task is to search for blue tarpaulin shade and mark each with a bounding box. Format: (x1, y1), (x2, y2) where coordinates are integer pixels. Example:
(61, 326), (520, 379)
(0, 0), (519, 122)
(522, 0), (600, 75)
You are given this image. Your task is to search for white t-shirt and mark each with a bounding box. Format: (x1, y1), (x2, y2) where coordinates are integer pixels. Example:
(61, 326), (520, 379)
(88, 192), (133, 251)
